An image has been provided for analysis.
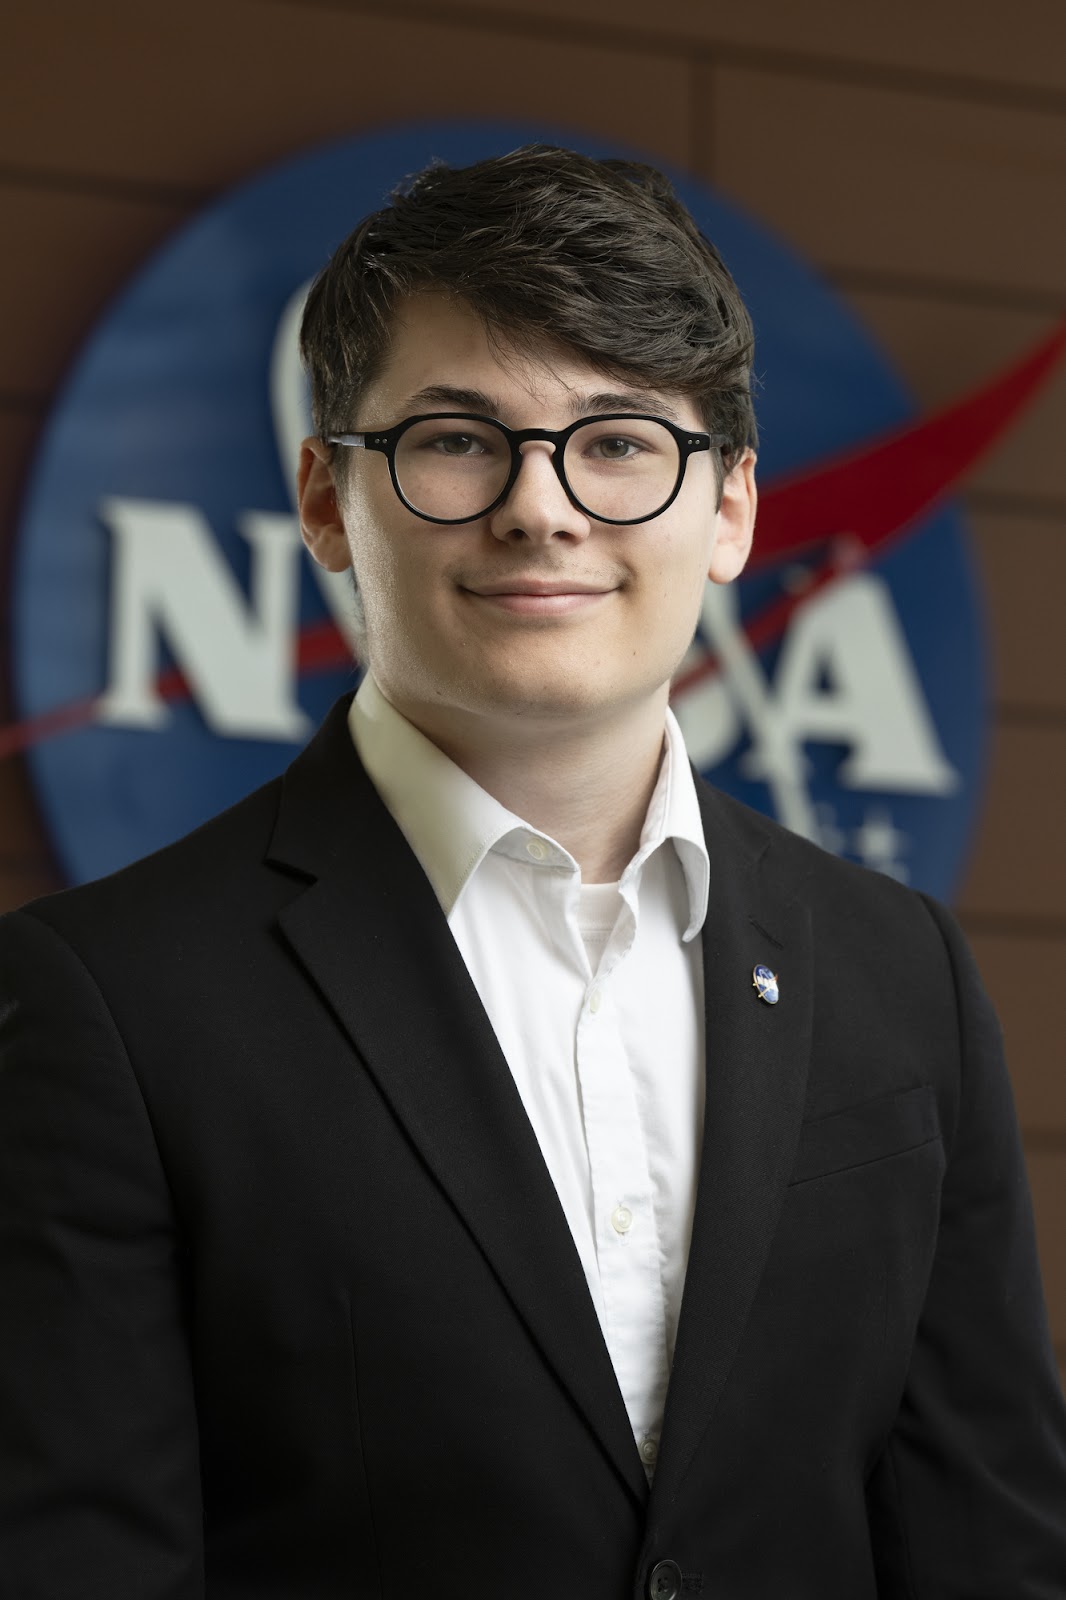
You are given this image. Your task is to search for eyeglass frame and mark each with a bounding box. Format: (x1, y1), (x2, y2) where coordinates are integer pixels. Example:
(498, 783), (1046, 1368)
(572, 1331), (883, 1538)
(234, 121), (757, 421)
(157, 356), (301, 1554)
(325, 412), (732, 527)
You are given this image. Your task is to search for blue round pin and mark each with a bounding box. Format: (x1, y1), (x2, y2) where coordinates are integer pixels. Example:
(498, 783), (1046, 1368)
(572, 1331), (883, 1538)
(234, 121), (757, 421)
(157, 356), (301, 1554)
(753, 965), (780, 1005)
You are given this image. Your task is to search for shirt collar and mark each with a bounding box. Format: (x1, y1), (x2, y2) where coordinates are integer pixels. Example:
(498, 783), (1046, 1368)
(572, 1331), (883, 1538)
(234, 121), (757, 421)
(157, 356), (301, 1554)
(629, 708), (709, 942)
(348, 676), (709, 940)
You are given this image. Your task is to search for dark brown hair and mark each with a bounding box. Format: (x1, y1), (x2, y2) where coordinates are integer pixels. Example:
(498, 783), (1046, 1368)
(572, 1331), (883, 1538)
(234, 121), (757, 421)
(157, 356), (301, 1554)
(300, 144), (757, 473)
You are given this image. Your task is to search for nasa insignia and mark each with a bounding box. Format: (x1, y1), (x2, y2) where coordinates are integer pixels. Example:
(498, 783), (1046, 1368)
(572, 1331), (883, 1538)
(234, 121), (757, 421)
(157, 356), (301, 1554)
(752, 965), (780, 1005)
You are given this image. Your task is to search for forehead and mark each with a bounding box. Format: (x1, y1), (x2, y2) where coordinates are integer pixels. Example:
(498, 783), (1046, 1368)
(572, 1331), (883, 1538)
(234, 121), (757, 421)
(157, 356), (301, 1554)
(360, 289), (697, 426)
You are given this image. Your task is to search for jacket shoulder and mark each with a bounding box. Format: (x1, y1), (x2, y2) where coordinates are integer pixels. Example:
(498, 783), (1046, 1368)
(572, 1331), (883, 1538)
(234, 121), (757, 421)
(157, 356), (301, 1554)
(9, 696), (365, 951)
(696, 773), (946, 932)
(10, 770), (287, 958)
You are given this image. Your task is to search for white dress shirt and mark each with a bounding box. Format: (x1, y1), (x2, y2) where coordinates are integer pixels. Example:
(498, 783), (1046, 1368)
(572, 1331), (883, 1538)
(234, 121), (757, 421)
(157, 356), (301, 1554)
(349, 677), (709, 1473)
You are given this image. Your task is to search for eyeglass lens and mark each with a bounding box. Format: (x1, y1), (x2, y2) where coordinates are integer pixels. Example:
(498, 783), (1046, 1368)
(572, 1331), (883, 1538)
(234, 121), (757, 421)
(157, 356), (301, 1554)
(394, 417), (682, 522)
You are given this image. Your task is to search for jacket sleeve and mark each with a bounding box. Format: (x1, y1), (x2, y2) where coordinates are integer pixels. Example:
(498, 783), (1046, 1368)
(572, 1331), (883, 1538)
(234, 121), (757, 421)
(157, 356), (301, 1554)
(867, 895), (1066, 1597)
(0, 908), (204, 1598)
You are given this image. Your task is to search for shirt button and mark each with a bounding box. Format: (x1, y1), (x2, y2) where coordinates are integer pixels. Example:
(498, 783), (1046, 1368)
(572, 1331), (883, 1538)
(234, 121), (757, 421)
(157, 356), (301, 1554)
(611, 1204), (633, 1235)
(640, 1438), (659, 1465)
(588, 988), (602, 1014)
(525, 838), (548, 860)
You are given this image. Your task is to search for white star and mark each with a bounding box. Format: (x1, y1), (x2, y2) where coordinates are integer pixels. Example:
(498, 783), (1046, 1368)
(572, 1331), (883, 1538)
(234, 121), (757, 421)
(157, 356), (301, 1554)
(852, 807), (910, 882)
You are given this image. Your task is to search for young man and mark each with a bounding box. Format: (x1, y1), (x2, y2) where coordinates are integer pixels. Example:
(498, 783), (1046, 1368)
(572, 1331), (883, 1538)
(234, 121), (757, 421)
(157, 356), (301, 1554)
(1, 147), (1064, 1599)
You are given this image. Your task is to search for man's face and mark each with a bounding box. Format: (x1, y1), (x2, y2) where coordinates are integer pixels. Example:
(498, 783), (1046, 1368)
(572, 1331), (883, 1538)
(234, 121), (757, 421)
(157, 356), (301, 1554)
(299, 291), (755, 746)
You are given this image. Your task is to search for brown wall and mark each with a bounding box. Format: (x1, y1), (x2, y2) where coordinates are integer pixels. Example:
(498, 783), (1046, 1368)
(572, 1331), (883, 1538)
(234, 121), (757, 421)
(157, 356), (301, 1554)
(1, 0), (1064, 1386)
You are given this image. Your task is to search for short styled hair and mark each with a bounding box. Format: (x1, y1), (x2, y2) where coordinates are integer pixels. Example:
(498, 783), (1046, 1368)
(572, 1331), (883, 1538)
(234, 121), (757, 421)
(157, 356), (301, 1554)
(300, 144), (758, 472)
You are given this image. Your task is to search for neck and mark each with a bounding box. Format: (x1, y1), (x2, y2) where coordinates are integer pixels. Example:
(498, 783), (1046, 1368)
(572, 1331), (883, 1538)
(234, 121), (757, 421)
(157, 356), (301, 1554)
(396, 693), (671, 883)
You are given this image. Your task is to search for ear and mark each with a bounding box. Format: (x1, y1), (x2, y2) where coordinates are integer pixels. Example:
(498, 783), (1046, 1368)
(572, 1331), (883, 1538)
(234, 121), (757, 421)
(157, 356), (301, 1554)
(298, 438), (353, 572)
(707, 448), (757, 586)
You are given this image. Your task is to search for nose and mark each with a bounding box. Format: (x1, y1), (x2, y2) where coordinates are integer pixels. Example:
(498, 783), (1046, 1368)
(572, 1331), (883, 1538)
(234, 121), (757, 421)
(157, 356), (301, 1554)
(488, 442), (592, 546)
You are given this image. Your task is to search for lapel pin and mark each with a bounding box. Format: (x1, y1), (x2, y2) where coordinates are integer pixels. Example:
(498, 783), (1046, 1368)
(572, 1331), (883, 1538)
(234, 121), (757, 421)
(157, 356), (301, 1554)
(752, 964), (780, 1005)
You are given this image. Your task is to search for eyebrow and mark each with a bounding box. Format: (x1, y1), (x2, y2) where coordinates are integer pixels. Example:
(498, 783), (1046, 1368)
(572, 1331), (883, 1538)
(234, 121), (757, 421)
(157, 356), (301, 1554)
(402, 384), (684, 425)
(580, 391), (683, 424)
(406, 385), (498, 414)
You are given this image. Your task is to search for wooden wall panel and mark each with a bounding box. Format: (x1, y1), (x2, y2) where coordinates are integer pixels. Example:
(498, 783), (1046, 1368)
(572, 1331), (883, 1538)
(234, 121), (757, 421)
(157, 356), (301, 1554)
(0, 860), (58, 916)
(0, 753), (57, 905)
(839, 295), (1066, 507)
(968, 932), (1066, 1135)
(0, 410), (57, 908)
(0, 412), (44, 553)
(0, 403), (59, 905)
(0, 186), (190, 398)
(433, 0), (1066, 95)
(706, 69), (1066, 297)
(966, 508), (1066, 713)
(958, 727), (1066, 921)
(0, 0), (692, 189)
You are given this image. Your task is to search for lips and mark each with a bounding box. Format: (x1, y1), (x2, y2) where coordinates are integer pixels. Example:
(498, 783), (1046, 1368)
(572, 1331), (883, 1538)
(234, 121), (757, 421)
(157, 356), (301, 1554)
(465, 579), (612, 598)
(461, 578), (614, 616)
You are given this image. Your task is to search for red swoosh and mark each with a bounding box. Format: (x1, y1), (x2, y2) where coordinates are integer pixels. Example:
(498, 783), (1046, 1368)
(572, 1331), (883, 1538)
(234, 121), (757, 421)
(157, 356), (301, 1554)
(669, 315), (1066, 701)
(2, 317), (1064, 761)
(749, 316), (1066, 568)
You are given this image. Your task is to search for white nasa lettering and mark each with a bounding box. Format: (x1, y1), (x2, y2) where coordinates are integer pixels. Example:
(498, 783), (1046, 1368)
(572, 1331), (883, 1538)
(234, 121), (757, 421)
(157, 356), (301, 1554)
(675, 570), (958, 842)
(97, 497), (311, 739)
(764, 571), (958, 794)
(680, 583), (818, 838)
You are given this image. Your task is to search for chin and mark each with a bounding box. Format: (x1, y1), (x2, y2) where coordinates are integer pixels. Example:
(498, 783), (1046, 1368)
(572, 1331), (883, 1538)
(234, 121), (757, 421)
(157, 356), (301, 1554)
(465, 667), (654, 727)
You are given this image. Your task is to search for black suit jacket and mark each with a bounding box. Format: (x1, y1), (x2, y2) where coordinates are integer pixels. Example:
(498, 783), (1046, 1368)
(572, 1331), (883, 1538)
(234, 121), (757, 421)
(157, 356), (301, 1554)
(2, 697), (1065, 1599)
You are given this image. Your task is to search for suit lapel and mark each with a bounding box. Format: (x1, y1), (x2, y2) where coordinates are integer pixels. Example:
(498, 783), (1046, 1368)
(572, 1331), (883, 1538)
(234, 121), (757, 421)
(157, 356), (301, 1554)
(267, 702), (648, 1509)
(654, 779), (813, 1505)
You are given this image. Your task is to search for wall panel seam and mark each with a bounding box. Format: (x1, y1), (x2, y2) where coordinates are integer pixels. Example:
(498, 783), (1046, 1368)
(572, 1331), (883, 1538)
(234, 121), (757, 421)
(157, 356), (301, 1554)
(965, 491), (1066, 523)
(0, 395), (48, 416)
(996, 709), (1066, 729)
(827, 268), (1066, 318)
(959, 913), (1066, 941)
(261, 0), (1066, 114)
(0, 164), (209, 208)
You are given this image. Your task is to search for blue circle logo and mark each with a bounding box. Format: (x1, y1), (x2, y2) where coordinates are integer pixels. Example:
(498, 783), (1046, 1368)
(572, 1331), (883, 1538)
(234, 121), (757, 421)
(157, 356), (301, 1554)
(11, 122), (992, 896)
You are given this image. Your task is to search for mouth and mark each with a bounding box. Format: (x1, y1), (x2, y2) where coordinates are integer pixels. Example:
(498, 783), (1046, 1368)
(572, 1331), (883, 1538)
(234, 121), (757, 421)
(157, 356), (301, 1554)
(461, 580), (615, 617)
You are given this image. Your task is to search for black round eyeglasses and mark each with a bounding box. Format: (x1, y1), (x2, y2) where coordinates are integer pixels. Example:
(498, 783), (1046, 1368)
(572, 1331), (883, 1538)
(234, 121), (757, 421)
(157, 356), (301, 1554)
(326, 412), (730, 527)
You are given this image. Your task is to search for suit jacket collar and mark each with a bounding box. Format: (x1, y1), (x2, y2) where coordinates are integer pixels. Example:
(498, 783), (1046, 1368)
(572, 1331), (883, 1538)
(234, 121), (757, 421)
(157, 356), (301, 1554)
(348, 674), (710, 937)
(266, 699), (813, 1514)
(652, 777), (813, 1506)
(268, 698), (650, 1508)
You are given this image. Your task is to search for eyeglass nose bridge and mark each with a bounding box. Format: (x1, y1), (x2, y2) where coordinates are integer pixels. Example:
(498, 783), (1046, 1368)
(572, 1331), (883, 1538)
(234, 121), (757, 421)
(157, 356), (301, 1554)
(495, 425), (576, 512)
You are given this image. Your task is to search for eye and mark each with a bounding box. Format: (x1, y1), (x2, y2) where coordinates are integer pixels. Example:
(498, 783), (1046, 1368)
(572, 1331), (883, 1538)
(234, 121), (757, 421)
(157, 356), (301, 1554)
(591, 436), (639, 461)
(575, 420), (669, 462)
(582, 435), (640, 460)
(432, 432), (488, 457)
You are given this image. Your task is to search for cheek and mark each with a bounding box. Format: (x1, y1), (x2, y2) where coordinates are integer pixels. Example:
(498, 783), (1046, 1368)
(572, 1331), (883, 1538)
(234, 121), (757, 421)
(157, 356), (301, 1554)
(647, 525), (715, 614)
(342, 492), (408, 597)
(345, 519), (452, 643)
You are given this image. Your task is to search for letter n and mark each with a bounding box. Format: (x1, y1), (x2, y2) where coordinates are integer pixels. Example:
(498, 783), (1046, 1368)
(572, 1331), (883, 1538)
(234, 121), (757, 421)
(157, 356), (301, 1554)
(97, 498), (310, 740)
